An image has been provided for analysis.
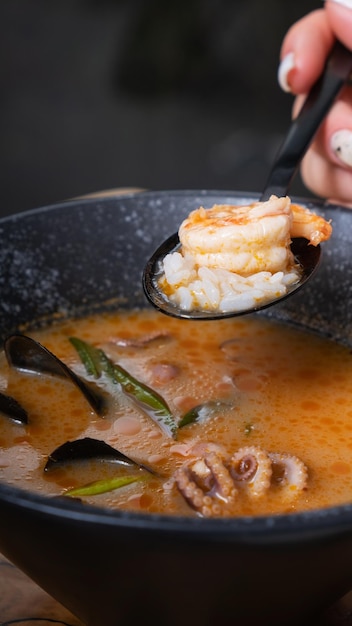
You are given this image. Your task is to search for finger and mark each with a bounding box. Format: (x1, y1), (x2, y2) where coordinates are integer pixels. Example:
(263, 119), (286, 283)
(321, 89), (352, 167)
(301, 148), (352, 207)
(299, 88), (352, 206)
(278, 9), (334, 94)
(325, 1), (352, 51)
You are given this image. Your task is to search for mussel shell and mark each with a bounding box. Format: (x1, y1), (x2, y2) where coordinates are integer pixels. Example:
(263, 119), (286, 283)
(44, 437), (141, 471)
(0, 390), (28, 424)
(4, 334), (105, 415)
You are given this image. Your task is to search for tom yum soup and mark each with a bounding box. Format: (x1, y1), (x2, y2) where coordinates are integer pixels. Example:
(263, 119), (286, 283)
(1, 309), (351, 518)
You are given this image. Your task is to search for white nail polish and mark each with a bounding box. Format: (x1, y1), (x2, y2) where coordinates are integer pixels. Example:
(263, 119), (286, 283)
(278, 52), (295, 93)
(326, 0), (352, 9)
(331, 130), (352, 167)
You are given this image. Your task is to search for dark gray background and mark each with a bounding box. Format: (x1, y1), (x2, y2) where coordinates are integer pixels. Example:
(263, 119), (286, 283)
(1, 0), (321, 217)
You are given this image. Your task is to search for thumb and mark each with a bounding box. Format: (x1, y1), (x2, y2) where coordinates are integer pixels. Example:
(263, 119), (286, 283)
(325, 1), (352, 51)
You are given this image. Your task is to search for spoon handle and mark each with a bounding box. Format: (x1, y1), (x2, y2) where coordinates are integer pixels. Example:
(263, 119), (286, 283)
(261, 41), (352, 201)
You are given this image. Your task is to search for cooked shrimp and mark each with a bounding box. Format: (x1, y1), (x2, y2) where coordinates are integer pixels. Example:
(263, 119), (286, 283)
(178, 195), (332, 277)
(291, 203), (332, 245)
(179, 195), (295, 276)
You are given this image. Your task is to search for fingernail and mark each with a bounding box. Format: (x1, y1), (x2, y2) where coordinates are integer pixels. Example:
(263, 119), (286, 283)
(278, 52), (295, 93)
(326, 0), (352, 8)
(331, 130), (352, 167)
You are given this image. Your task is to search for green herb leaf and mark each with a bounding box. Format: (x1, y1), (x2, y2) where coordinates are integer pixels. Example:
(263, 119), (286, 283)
(179, 400), (230, 428)
(70, 337), (177, 438)
(111, 362), (177, 437)
(64, 474), (144, 498)
(69, 337), (106, 379)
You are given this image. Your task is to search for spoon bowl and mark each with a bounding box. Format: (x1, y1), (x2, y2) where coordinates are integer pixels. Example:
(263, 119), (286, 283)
(143, 41), (352, 320)
(143, 235), (321, 320)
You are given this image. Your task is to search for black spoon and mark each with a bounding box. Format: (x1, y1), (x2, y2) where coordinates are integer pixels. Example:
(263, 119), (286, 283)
(143, 41), (352, 320)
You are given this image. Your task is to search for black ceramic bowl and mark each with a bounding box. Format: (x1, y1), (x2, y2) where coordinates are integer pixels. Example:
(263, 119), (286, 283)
(0, 190), (352, 626)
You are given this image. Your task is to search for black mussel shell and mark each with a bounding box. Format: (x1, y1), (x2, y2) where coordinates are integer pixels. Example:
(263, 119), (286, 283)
(4, 334), (105, 415)
(44, 437), (154, 474)
(0, 390), (28, 424)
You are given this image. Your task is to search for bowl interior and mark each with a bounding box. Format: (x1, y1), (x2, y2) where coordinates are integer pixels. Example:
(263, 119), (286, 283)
(0, 189), (351, 536)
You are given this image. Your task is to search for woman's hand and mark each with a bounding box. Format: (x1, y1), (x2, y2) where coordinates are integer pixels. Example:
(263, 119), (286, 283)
(278, 2), (352, 207)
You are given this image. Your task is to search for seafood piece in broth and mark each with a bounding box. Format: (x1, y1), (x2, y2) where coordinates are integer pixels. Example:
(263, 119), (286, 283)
(180, 195), (294, 275)
(2, 308), (352, 518)
(160, 195), (332, 313)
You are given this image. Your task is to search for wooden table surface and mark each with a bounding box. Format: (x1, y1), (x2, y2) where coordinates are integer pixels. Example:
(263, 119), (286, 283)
(0, 553), (83, 625)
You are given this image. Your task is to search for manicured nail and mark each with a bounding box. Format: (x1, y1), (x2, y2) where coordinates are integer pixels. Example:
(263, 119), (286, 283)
(331, 130), (352, 167)
(278, 52), (295, 93)
(326, 0), (352, 8)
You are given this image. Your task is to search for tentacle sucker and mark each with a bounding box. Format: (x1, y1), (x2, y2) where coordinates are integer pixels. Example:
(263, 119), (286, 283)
(269, 452), (308, 498)
(174, 451), (238, 517)
(229, 446), (272, 498)
(174, 445), (309, 517)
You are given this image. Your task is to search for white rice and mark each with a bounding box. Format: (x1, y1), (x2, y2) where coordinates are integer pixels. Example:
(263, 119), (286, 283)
(160, 251), (301, 313)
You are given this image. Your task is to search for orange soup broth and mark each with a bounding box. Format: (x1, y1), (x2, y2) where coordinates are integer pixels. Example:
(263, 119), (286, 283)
(1, 309), (352, 518)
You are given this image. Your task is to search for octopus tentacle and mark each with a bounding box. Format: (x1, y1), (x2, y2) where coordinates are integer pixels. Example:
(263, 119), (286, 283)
(174, 452), (237, 517)
(203, 452), (238, 501)
(175, 445), (309, 516)
(229, 446), (272, 498)
(269, 452), (308, 497)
